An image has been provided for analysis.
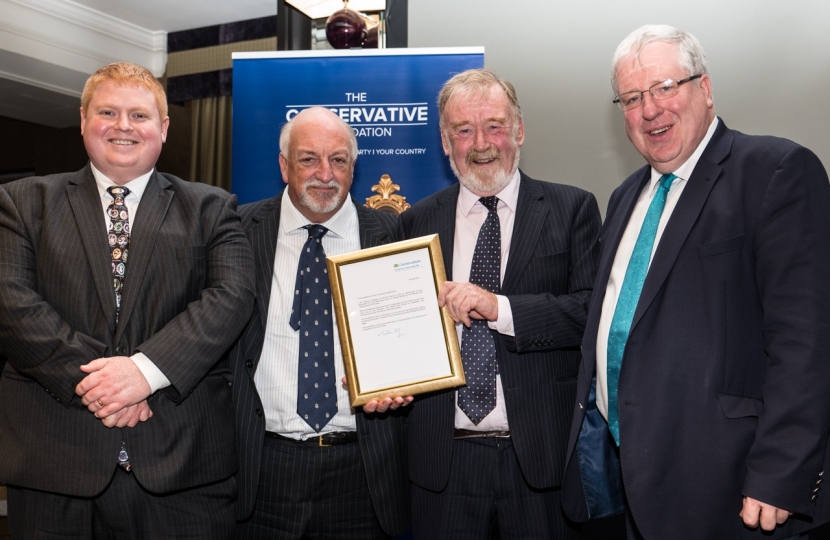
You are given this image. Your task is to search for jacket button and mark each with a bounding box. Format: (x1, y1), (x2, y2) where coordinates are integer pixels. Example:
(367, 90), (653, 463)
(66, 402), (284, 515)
(812, 494), (818, 501)
(116, 346), (126, 355)
(255, 408), (263, 416)
(246, 360), (253, 368)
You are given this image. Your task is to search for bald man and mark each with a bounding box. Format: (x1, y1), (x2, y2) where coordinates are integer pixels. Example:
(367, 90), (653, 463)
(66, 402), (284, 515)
(230, 107), (410, 539)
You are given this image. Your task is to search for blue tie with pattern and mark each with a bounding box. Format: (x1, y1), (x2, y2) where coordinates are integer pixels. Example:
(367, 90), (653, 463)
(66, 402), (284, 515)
(458, 196), (501, 425)
(606, 173), (677, 445)
(290, 225), (337, 432)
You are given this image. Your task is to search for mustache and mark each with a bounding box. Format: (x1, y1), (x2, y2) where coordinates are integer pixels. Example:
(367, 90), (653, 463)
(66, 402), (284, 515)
(304, 179), (340, 190)
(465, 148), (501, 166)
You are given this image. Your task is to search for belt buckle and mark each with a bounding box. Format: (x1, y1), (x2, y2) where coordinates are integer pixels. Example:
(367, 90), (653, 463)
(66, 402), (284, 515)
(318, 435), (330, 447)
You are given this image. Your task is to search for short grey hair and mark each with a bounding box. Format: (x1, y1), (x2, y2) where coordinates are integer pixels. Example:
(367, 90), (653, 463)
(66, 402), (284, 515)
(611, 24), (709, 95)
(279, 107), (358, 161)
(437, 68), (522, 132)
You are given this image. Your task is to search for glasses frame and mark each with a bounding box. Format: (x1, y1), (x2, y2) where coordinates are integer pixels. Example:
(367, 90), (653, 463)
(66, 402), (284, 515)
(613, 74), (703, 111)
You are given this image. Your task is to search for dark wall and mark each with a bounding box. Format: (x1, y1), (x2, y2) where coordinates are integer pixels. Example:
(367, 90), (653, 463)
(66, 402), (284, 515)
(0, 102), (192, 182)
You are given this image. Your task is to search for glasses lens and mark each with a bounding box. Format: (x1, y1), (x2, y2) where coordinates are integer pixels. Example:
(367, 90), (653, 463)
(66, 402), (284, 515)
(617, 92), (643, 111)
(650, 80), (679, 100)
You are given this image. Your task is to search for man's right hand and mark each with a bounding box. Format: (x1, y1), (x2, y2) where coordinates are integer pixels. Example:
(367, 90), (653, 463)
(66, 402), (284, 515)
(101, 399), (153, 428)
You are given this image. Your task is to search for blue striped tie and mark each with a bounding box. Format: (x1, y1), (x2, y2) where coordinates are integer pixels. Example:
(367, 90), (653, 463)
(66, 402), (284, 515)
(606, 173), (677, 445)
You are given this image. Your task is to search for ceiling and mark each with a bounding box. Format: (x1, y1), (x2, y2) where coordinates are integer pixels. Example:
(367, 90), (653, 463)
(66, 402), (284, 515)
(0, 0), (277, 128)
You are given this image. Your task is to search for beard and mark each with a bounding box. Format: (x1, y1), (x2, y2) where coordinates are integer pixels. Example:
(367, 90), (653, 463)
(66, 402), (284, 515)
(297, 178), (345, 216)
(449, 145), (520, 196)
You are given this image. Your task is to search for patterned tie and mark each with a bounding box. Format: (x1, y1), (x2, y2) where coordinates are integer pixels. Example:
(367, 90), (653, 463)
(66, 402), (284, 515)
(106, 185), (133, 471)
(290, 225), (338, 432)
(458, 196), (501, 425)
(106, 186), (131, 325)
(606, 173), (677, 445)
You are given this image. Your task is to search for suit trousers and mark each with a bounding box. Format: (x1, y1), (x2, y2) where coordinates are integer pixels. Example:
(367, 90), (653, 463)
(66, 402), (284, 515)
(238, 434), (387, 540)
(411, 437), (580, 540)
(8, 467), (236, 539)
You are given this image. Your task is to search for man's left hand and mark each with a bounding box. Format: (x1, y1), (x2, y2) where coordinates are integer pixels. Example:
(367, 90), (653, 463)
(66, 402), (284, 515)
(341, 376), (413, 413)
(439, 281), (498, 327)
(76, 356), (152, 418)
(740, 496), (793, 531)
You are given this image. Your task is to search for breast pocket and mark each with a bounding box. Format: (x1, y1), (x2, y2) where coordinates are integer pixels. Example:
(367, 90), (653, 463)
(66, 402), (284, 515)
(699, 236), (744, 258)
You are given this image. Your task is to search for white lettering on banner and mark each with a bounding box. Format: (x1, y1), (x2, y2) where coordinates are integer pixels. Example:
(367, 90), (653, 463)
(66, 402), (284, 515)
(284, 103), (429, 128)
(353, 127), (393, 137)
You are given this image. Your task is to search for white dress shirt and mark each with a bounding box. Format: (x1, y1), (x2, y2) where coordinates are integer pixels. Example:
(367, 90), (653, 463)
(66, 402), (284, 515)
(595, 117), (719, 420)
(90, 163), (171, 393)
(453, 169), (520, 431)
(255, 191), (361, 439)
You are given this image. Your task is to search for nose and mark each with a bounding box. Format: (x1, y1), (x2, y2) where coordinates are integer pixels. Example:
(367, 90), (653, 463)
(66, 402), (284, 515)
(473, 127), (490, 152)
(640, 92), (662, 120)
(315, 159), (334, 182)
(114, 113), (132, 131)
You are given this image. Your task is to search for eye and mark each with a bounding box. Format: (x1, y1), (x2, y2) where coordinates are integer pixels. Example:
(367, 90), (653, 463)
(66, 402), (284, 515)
(623, 94), (642, 107)
(487, 123), (504, 133)
(454, 127), (473, 138)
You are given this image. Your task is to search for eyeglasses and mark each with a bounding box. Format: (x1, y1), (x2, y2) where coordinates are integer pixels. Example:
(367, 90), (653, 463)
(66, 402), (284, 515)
(613, 74), (702, 111)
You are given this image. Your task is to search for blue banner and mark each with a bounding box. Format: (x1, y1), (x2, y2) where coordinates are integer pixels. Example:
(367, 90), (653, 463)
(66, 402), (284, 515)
(231, 48), (484, 205)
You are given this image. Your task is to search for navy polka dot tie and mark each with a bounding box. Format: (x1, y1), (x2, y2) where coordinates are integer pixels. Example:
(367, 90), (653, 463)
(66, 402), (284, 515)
(606, 173), (677, 445)
(458, 196), (501, 425)
(290, 225), (337, 432)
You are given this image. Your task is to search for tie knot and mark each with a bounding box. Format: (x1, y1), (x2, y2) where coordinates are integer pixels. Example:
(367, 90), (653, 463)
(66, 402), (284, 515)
(658, 173), (677, 190)
(305, 224), (329, 239)
(107, 186), (130, 199)
(479, 196), (499, 212)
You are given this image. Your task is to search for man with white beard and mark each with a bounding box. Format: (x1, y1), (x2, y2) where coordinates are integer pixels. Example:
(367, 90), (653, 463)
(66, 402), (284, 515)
(398, 68), (602, 539)
(230, 107), (411, 539)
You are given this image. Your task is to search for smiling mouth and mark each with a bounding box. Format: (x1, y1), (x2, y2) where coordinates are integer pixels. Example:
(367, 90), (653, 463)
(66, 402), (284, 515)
(110, 139), (137, 146)
(649, 126), (671, 135)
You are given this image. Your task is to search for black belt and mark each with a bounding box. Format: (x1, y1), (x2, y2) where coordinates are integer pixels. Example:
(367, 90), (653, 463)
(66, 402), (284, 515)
(454, 429), (511, 440)
(266, 431), (358, 447)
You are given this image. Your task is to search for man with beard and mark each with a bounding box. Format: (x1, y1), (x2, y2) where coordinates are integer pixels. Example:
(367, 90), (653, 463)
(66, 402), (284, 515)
(230, 107), (411, 539)
(398, 68), (602, 538)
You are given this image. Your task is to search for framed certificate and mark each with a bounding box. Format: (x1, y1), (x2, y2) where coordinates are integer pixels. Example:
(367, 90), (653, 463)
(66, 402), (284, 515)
(326, 234), (465, 406)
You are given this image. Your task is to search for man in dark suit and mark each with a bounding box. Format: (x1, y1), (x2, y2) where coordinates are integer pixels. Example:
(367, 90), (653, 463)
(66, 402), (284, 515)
(231, 106), (410, 539)
(562, 25), (830, 539)
(0, 62), (254, 538)
(398, 69), (601, 538)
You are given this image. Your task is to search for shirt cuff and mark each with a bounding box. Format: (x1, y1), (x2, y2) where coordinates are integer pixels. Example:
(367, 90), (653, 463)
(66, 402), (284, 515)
(131, 352), (171, 394)
(488, 295), (515, 336)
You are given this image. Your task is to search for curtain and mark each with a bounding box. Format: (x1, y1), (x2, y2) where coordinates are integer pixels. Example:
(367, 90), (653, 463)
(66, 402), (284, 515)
(189, 95), (232, 191)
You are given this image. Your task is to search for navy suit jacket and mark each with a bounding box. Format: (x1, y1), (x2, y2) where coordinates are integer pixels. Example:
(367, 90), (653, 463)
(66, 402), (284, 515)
(0, 165), (255, 496)
(562, 121), (830, 539)
(399, 171), (601, 492)
(230, 193), (410, 535)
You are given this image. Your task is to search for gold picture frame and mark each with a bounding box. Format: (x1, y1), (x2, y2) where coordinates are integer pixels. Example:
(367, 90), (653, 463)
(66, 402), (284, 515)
(326, 234), (465, 406)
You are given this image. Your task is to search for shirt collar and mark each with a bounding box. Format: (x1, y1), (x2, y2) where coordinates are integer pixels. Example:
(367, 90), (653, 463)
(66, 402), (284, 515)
(457, 168), (521, 216)
(649, 116), (720, 188)
(280, 187), (358, 240)
(91, 162), (153, 202)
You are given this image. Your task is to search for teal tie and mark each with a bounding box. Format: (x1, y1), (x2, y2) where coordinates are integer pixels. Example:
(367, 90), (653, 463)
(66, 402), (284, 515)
(606, 173), (677, 445)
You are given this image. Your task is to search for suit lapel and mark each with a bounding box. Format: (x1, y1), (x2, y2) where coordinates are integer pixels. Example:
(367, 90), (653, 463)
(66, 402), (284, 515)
(432, 185), (459, 280)
(356, 203), (392, 248)
(251, 195), (282, 328)
(631, 124), (732, 332)
(117, 171), (174, 335)
(502, 173), (547, 293)
(66, 165), (118, 332)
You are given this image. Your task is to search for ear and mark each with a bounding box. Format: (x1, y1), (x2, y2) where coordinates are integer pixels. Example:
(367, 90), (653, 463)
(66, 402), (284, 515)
(160, 117), (170, 143)
(515, 118), (525, 147)
(80, 107), (87, 136)
(279, 153), (289, 185)
(440, 130), (450, 156)
(700, 74), (714, 108)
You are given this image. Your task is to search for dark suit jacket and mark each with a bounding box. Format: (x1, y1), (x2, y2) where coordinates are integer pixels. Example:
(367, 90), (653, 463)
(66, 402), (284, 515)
(231, 193), (410, 535)
(0, 165), (255, 496)
(562, 121), (830, 539)
(398, 171), (601, 492)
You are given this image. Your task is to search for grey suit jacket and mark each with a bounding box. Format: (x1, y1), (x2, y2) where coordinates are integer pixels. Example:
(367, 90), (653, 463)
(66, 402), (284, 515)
(398, 171), (601, 492)
(0, 164), (255, 496)
(230, 192), (410, 535)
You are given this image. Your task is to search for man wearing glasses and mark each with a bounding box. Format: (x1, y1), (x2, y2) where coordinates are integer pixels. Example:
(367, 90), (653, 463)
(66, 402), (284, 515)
(562, 24), (830, 539)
